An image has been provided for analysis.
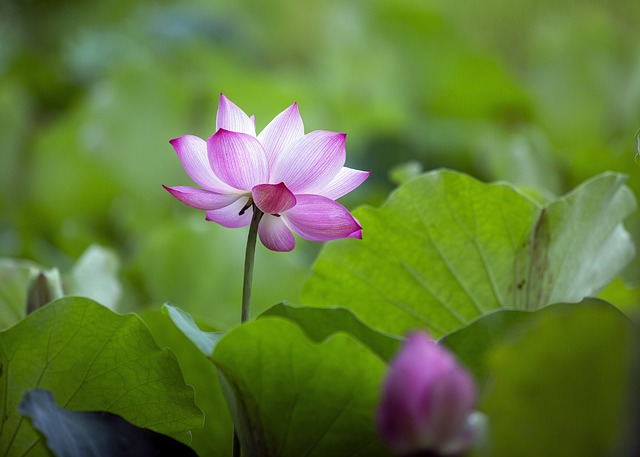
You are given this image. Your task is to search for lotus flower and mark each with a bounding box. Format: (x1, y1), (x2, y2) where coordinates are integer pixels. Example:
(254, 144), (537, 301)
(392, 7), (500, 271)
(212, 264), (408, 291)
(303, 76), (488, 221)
(377, 332), (479, 456)
(164, 94), (369, 252)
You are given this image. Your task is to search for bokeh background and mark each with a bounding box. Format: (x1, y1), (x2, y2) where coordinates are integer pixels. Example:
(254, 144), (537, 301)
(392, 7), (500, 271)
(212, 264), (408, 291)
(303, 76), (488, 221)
(2, 0), (640, 327)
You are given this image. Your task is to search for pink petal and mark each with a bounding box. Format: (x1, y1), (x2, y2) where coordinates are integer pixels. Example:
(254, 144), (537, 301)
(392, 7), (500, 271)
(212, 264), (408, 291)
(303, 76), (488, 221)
(270, 130), (346, 193)
(348, 228), (363, 239)
(281, 194), (361, 242)
(252, 182), (297, 214)
(310, 167), (370, 200)
(163, 185), (243, 210)
(257, 103), (305, 167)
(207, 129), (269, 191)
(216, 94), (257, 136)
(258, 214), (296, 252)
(348, 215), (363, 239)
(170, 135), (234, 192)
(205, 196), (253, 228)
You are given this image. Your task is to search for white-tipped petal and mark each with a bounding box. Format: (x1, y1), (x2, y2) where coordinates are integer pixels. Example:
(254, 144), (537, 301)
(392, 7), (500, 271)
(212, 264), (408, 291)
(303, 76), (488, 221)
(216, 94), (257, 136)
(270, 130), (346, 193)
(163, 185), (242, 210)
(258, 214), (296, 252)
(282, 194), (361, 242)
(205, 197), (253, 228)
(311, 167), (370, 200)
(207, 129), (269, 191)
(257, 103), (305, 167)
(170, 135), (234, 192)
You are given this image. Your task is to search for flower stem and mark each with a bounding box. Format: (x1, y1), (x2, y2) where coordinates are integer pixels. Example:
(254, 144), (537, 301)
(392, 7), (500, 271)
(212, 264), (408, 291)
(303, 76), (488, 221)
(241, 207), (263, 324)
(233, 206), (263, 457)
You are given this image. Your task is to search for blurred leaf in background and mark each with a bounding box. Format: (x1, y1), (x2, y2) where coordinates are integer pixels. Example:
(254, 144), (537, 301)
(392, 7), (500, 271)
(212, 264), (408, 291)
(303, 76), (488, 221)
(1, 0), (639, 324)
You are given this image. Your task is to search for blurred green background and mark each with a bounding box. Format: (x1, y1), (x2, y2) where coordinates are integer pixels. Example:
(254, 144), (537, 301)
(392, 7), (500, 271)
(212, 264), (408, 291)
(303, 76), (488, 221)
(1, 0), (640, 327)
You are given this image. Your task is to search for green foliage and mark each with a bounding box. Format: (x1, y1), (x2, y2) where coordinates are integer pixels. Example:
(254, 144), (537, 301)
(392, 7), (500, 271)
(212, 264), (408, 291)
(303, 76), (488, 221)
(439, 298), (620, 387)
(0, 297), (203, 456)
(141, 308), (232, 457)
(162, 303), (223, 356)
(3, 0), (640, 322)
(260, 303), (402, 361)
(0, 259), (58, 329)
(481, 301), (633, 457)
(304, 170), (635, 337)
(126, 215), (312, 327)
(211, 317), (391, 457)
(0, 245), (122, 330)
(1, 1), (640, 454)
(67, 245), (121, 310)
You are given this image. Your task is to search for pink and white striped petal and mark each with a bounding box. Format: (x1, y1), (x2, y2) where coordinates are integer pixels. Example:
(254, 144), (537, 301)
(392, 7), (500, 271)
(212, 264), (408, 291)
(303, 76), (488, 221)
(257, 103), (305, 167)
(207, 129), (269, 191)
(205, 197), (253, 228)
(310, 167), (370, 200)
(281, 194), (361, 242)
(252, 182), (297, 214)
(258, 214), (296, 252)
(216, 94), (256, 136)
(270, 130), (346, 193)
(163, 185), (243, 210)
(170, 135), (235, 192)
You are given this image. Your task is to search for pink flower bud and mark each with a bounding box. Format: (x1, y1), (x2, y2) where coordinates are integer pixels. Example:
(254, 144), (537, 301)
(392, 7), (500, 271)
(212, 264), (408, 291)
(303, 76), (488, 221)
(377, 332), (478, 456)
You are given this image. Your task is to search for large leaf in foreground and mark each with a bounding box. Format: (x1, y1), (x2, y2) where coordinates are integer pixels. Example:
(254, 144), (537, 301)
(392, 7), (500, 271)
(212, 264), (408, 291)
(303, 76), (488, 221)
(482, 301), (632, 457)
(303, 170), (635, 336)
(0, 297), (203, 456)
(259, 304), (402, 361)
(439, 298), (619, 386)
(212, 317), (391, 457)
